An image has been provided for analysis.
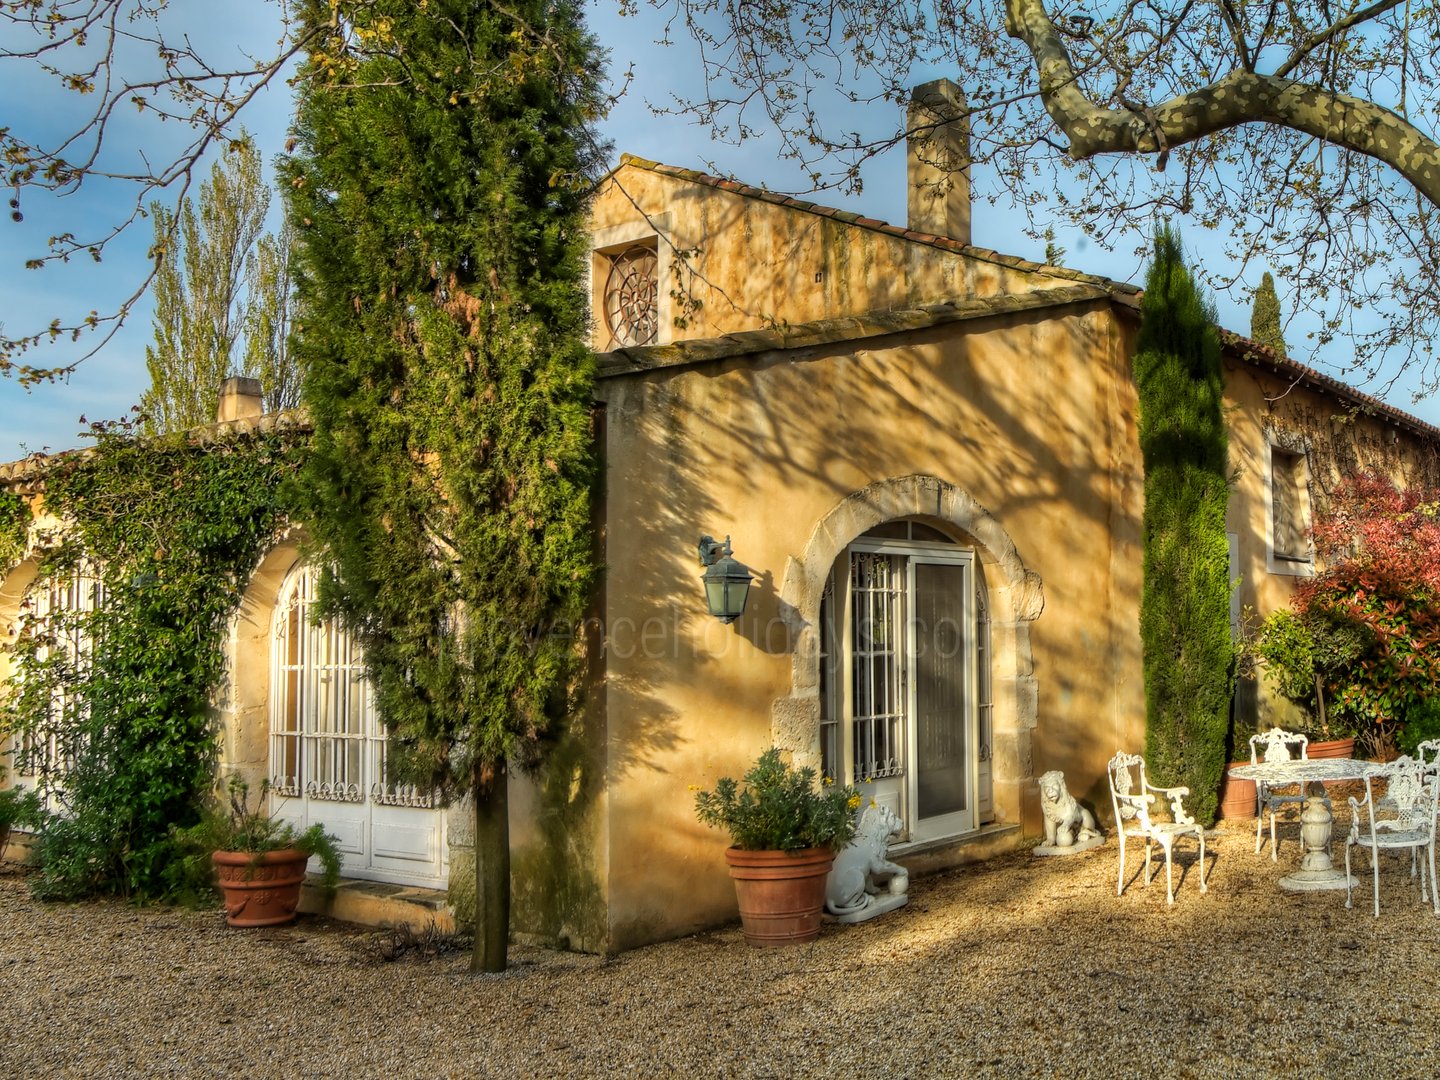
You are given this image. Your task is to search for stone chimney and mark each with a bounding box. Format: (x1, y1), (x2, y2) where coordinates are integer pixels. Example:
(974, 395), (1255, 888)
(215, 376), (264, 423)
(906, 79), (971, 244)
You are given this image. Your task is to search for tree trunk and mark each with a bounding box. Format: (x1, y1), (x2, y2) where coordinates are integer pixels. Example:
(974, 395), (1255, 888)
(470, 760), (510, 974)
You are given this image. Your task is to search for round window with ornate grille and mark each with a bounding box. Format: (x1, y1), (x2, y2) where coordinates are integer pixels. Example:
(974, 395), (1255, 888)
(602, 245), (659, 347)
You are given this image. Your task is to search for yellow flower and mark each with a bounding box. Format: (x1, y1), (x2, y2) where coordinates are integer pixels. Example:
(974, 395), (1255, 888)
(847, 794), (862, 810)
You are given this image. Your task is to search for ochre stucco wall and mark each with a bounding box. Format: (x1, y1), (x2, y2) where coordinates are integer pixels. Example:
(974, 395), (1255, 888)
(1223, 355), (1440, 737)
(593, 297), (1145, 950)
(589, 163), (1082, 350)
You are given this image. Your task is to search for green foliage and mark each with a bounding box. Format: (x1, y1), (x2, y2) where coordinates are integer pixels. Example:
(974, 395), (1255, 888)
(694, 748), (862, 852)
(0, 419), (304, 899)
(0, 488), (29, 572)
(1265, 473), (1440, 749)
(1249, 272), (1287, 359)
(141, 135), (299, 434)
(284, 0), (607, 971)
(168, 776), (342, 899)
(0, 766), (45, 839)
(1397, 698), (1440, 758)
(1252, 608), (1366, 739)
(1135, 225), (1234, 826)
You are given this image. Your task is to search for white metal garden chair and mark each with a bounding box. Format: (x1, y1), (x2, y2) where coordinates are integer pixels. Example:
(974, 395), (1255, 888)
(1107, 751), (1208, 905)
(1344, 756), (1440, 918)
(1250, 728), (1318, 861)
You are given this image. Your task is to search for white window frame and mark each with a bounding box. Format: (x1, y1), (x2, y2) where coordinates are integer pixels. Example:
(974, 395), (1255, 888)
(8, 565), (102, 812)
(269, 562), (446, 888)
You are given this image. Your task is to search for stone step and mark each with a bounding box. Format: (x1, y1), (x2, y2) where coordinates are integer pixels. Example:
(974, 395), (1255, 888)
(298, 876), (454, 934)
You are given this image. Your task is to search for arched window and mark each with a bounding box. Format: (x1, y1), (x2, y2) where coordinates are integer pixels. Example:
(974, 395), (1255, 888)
(819, 520), (992, 843)
(7, 566), (102, 810)
(269, 562), (445, 887)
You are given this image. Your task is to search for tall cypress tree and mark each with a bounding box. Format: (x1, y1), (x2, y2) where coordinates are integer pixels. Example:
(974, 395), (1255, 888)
(284, 1), (605, 972)
(1250, 271), (1287, 359)
(1135, 226), (1234, 826)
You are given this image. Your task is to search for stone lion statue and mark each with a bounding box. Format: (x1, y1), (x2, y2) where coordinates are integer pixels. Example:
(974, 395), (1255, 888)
(1039, 770), (1101, 847)
(825, 804), (909, 921)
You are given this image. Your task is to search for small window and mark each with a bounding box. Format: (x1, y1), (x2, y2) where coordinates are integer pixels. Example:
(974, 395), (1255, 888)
(1269, 446), (1311, 571)
(601, 244), (659, 348)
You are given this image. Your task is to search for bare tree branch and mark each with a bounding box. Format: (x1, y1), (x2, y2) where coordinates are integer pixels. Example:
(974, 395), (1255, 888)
(1003, 0), (1440, 209)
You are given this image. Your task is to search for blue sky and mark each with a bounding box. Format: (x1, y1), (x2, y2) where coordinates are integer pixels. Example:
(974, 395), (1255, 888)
(0, 3), (1432, 461)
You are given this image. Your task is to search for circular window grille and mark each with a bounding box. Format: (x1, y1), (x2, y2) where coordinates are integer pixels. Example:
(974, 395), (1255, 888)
(603, 246), (659, 347)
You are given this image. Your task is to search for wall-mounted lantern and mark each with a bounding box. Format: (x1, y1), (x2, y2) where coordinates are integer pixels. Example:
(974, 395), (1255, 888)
(697, 534), (753, 624)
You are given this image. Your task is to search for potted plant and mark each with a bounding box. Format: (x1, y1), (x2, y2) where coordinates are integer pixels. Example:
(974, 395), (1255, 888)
(174, 776), (342, 927)
(694, 747), (860, 947)
(1251, 609), (1362, 754)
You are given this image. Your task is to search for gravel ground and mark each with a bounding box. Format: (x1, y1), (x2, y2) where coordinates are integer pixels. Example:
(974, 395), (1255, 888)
(4, 820), (1440, 1079)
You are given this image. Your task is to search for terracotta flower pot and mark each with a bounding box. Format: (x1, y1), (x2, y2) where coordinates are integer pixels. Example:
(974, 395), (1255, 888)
(724, 846), (834, 947)
(1218, 763), (1256, 820)
(1306, 737), (1356, 760)
(212, 848), (309, 927)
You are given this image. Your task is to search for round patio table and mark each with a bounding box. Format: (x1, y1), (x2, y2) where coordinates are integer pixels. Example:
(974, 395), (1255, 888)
(1227, 758), (1383, 892)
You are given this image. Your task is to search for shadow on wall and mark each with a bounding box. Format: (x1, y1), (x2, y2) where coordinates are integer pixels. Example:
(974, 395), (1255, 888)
(652, 305), (1138, 789)
(591, 298), (1154, 946)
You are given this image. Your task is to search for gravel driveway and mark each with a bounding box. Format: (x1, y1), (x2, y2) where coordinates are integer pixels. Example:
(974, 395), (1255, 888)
(4, 822), (1439, 1079)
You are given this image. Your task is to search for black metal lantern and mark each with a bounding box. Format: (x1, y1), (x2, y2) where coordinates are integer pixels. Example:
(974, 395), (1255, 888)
(698, 534), (753, 624)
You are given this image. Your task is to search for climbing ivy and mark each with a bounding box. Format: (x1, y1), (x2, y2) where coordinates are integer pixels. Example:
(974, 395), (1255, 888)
(0, 421), (305, 899)
(0, 488), (29, 572)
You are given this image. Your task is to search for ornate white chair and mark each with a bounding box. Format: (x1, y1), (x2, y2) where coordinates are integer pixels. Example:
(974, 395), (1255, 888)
(1345, 756), (1440, 918)
(1250, 728), (1316, 860)
(1107, 751), (1208, 905)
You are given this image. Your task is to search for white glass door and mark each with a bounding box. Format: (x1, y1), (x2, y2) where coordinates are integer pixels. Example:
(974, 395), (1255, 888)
(907, 556), (976, 841)
(821, 526), (983, 844)
(270, 564), (446, 887)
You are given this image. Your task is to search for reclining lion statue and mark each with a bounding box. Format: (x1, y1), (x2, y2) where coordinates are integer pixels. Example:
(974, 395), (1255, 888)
(825, 804), (909, 922)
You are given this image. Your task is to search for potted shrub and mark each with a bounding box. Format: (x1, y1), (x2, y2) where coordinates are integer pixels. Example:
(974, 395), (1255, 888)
(174, 776), (342, 927)
(694, 747), (860, 947)
(1252, 609), (1362, 755)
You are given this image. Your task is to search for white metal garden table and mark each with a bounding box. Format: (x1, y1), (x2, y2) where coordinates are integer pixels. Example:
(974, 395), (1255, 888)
(1226, 758), (1382, 892)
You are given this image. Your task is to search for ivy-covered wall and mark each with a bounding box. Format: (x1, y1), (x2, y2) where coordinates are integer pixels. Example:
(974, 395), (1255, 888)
(0, 420), (306, 899)
(0, 490), (28, 572)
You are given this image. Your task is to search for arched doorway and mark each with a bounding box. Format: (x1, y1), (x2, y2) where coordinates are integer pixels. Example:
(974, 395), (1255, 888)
(818, 518), (992, 842)
(775, 474), (1044, 844)
(269, 561), (446, 887)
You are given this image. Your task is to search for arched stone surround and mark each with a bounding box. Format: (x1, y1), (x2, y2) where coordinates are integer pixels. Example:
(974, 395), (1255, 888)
(0, 557), (41, 729)
(217, 533), (302, 788)
(771, 474), (1044, 829)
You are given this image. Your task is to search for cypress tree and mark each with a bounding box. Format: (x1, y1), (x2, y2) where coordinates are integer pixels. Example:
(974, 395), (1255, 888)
(1135, 226), (1234, 826)
(284, 0), (605, 972)
(1250, 271), (1287, 358)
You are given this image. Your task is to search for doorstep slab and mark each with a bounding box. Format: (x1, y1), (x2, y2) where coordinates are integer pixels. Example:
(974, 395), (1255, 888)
(299, 876), (454, 933)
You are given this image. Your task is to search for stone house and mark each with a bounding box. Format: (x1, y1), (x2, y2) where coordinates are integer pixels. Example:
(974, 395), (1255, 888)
(3, 80), (1439, 952)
